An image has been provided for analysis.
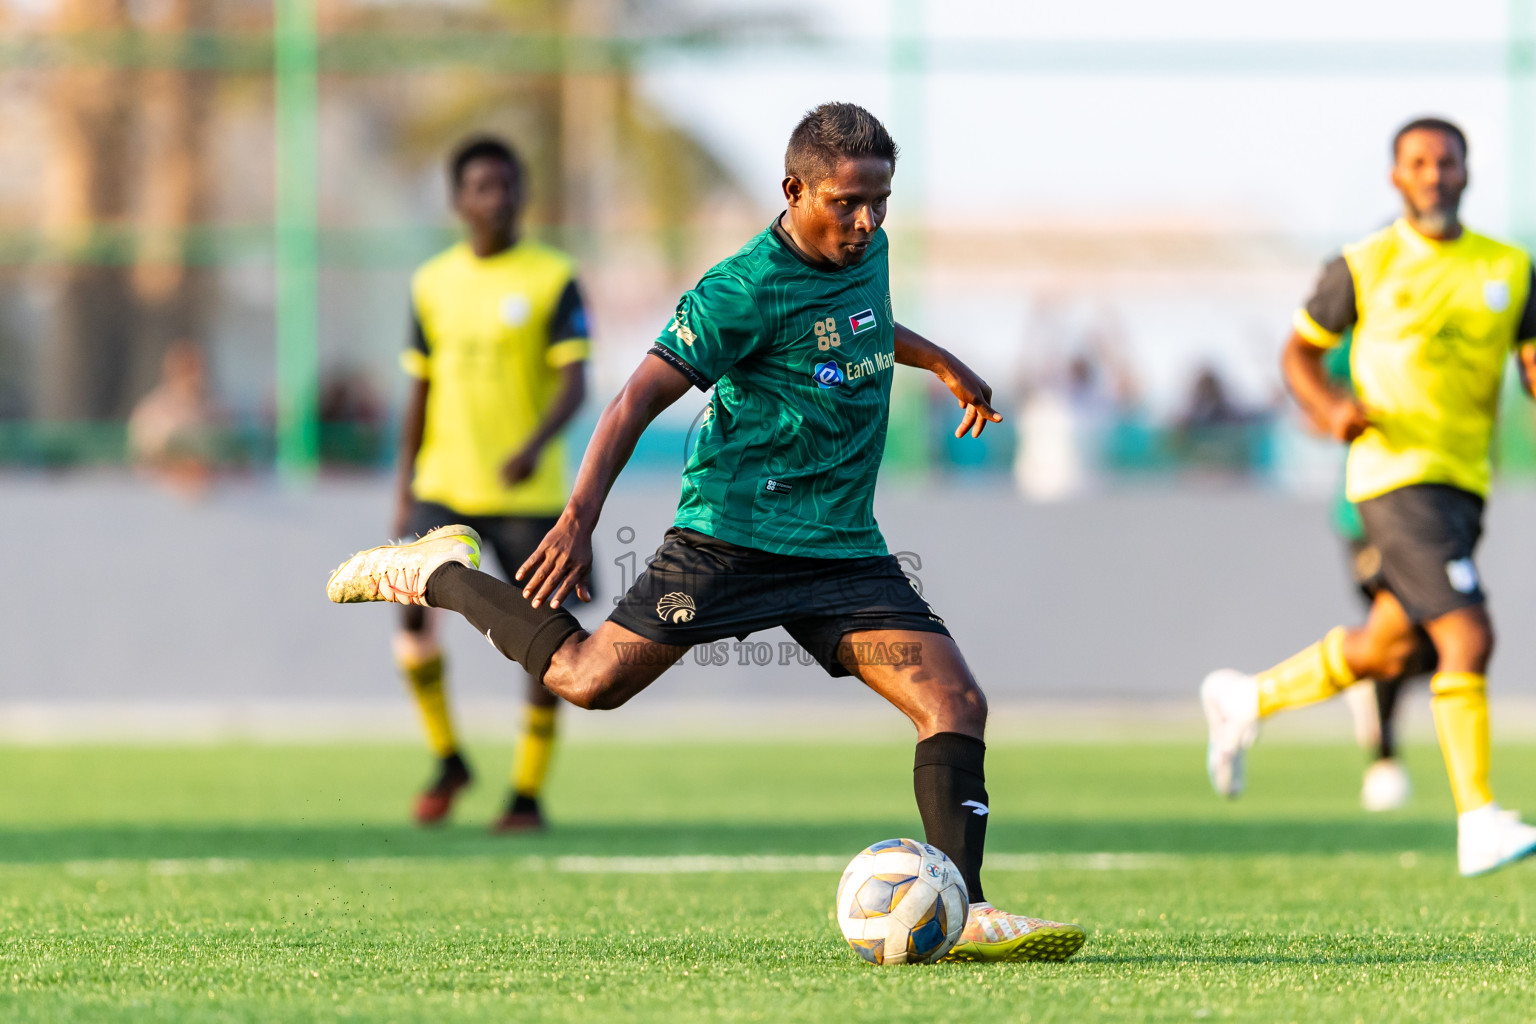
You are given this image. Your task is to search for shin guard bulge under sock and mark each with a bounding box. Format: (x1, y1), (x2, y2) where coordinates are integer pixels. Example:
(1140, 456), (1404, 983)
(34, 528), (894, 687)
(511, 704), (558, 798)
(425, 562), (583, 683)
(1256, 625), (1357, 718)
(913, 732), (989, 903)
(1430, 672), (1493, 814)
(398, 651), (458, 759)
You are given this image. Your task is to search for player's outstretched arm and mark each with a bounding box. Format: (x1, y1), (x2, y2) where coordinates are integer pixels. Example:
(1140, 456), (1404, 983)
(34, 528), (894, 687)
(1518, 342), (1536, 399)
(392, 377), (429, 537)
(893, 322), (1003, 438)
(1281, 330), (1369, 441)
(516, 354), (693, 609)
(502, 361), (587, 484)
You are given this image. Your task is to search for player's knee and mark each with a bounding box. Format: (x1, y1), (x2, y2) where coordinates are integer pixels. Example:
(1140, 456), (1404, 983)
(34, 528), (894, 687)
(929, 677), (986, 735)
(557, 665), (630, 712)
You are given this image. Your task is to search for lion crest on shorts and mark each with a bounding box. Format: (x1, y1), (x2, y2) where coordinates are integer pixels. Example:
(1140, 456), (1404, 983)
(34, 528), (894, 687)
(656, 592), (696, 623)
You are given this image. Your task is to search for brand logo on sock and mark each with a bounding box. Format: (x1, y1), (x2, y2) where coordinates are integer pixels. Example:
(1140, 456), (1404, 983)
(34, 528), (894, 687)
(961, 800), (989, 816)
(656, 592), (697, 623)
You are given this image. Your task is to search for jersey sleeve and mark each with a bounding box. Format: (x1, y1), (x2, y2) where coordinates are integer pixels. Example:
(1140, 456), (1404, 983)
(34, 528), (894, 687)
(1293, 255), (1357, 348)
(649, 272), (765, 391)
(400, 307), (430, 380)
(546, 278), (591, 369)
(1516, 266), (1536, 344)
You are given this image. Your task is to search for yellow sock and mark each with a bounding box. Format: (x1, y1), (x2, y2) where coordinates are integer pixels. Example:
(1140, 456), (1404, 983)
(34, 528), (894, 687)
(399, 650), (458, 759)
(511, 704), (558, 798)
(1255, 626), (1357, 718)
(1431, 672), (1493, 814)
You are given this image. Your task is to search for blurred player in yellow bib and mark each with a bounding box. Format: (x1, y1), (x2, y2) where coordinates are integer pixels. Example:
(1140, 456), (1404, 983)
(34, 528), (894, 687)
(1202, 117), (1536, 876)
(392, 135), (589, 831)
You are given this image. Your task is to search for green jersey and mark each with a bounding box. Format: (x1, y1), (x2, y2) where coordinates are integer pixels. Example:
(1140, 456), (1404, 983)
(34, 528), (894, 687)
(648, 218), (896, 558)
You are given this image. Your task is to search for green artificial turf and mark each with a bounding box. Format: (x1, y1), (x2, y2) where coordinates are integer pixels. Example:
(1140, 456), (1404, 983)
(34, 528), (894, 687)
(3, 739), (1536, 1022)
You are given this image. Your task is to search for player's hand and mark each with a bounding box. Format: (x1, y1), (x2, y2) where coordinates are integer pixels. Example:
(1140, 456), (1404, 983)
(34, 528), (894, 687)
(516, 511), (593, 610)
(936, 358), (1004, 439)
(501, 446), (541, 485)
(1324, 397), (1371, 442)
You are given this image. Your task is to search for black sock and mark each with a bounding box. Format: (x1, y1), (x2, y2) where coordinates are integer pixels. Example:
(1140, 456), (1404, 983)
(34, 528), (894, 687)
(424, 562), (583, 683)
(914, 732), (988, 904)
(1375, 677), (1405, 761)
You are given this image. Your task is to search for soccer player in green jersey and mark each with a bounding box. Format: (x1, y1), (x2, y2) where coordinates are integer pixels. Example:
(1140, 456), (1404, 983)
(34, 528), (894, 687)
(392, 135), (590, 831)
(328, 103), (1087, 962)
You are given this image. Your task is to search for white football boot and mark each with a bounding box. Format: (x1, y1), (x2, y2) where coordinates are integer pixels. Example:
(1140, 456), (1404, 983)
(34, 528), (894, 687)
(1458, 803), (1536, 877)
(1360, 758), (1411, 812)
(940, 903), (1086, 963)
(1201, 669), (1260, 799)
(326, 525), (481, 606)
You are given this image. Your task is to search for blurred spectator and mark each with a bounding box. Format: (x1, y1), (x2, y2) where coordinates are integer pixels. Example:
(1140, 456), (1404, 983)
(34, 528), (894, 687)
(1012, 316), (1139, 501)
(1177, 364), (1245, 429)
(319, 368), (384, 429)
(1172, 362), (1269, 474)
(319, 367), (386, 467)
(127, 341), (221, 496)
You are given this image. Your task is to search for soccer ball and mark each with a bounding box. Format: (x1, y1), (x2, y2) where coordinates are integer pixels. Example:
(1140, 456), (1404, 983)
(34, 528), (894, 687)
(835, 838), (968, 965)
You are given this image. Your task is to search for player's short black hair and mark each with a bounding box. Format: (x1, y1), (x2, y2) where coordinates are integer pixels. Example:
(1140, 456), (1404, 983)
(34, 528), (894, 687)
(784, 103), (898, 184)
(1393, 117), (1467, 161)
(448, 134), (522, 192)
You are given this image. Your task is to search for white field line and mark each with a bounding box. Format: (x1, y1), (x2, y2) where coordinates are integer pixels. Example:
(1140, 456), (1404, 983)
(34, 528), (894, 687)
(28, 852), (1187, 876)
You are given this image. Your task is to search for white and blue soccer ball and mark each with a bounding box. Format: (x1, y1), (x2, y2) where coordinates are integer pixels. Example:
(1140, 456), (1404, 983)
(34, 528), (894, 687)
(835, 838), (969, 965)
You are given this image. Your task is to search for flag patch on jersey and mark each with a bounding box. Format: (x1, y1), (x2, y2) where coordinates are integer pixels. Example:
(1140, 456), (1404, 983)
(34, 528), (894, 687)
(849, 308), (877, 335)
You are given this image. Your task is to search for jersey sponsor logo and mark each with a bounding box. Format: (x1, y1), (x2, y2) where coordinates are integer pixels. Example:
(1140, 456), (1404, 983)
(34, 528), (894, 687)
(813, 316), (842, 351)
(813, 359), (845, 388)
(845, 350), (896, 381)
(1446, 557), (1480, 594)
(500, 294), (531, 327)
(1485, 279), (1511, 313)
(764, 478), (794, 493)
(656, 592), (697, 623)
(667, 309), (697, 346)
(849, 308), (877, 335)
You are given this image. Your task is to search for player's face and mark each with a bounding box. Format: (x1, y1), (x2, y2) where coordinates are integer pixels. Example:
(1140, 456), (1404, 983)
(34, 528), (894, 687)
(453, 157), (521, 239)
(783, 156), (893, 267)
(1391, 129), (1467, 236)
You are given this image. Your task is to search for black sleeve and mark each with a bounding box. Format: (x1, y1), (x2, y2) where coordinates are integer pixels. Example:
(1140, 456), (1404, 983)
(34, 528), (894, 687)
(1517, 267), (1536, 343)
(647, 343), (712, 391)
(1303, 255), (1358, 336)
(410, 310), (428, 355)
(549, 279), (590, 343)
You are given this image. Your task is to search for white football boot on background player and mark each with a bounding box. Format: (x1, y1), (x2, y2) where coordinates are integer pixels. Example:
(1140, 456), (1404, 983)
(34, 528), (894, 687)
(1360, 758), (1411, 812)
(1201, 669), (1260, 799)
(326, 525), (481, 606)
(1457, 803), (1536, 877)
(941, 903), (1086, 963)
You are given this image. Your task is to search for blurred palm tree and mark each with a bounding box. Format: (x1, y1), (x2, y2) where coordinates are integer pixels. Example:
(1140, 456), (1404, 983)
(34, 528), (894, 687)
(374, 0), (787, 272)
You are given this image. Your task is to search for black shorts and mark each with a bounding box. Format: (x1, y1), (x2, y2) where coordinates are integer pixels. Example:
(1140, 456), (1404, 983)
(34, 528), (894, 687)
(1356, 483), (1485, 624)
(407, 501), (558, 584)
(608, 527), (951, 678)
